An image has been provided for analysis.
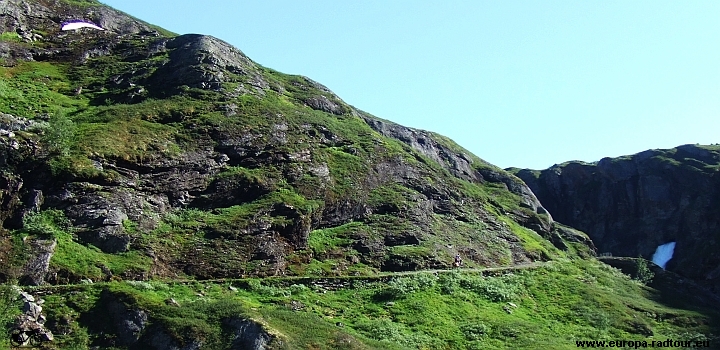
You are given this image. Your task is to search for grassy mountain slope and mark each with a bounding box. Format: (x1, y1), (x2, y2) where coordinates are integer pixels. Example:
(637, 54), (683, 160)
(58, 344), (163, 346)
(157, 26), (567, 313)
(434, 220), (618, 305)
(0, 1), (718, 349)
(0, 0), (580, 284)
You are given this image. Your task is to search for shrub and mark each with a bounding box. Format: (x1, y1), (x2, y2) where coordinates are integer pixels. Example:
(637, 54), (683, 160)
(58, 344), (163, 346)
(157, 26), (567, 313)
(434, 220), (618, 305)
(289, 284), (309, 295)
(0, 284), (21, 328)
(413, 272), (439, 289)
(385, 273), (438, 298)
(247, 280), (290, 297)
(574, 306), (611, 330)
(635, 258), (654, 284)
(461, 276), (519, 302)
(126, 281), (154, 290)
(438, 271), (462, 295)
(355, 318), (439, 348)
(41, 112), (77, 156)
(461, 322), (491, 341)
(22, 209), (70, 238)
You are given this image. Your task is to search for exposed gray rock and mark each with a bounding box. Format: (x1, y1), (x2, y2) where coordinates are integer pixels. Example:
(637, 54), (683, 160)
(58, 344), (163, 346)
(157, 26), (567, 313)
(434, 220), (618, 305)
(0, 171), (24, 226)
(0, 42), (33, 64)
(60, 185), (169, 253)
(13, 289), (54, 344)
(363, 116), (468, 177)
(22, 301), (41, 319)
(144, 34), (269, 95)
(361, 112), (551, 221)
(103, 208), (127, 225)
(25, 189), (43, 212)
(66, 197), (132, 253)
(320, 200), (371, 228)
(303, 95), (346, 115)
(149, 331), (202, 350)
(19, 291), (34, 302)
(86, 225), (131, 253)
(0, 113), (45, 132)
(107, 299), (148, 346)
(225, 317), (272, 350)
(20, 238), (56, 286)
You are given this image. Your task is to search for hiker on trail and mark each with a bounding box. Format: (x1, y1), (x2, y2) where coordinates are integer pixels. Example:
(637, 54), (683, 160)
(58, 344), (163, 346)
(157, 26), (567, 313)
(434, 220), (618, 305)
(454, 254), (463, 267)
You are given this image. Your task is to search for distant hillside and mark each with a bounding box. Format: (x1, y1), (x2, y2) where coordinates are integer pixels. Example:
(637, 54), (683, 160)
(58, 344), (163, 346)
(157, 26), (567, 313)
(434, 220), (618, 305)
(510, 144), (720, 294)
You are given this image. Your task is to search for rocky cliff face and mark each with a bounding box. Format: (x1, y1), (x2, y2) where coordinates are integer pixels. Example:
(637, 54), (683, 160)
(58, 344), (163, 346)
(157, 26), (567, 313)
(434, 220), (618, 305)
(511, 144), (720, 292)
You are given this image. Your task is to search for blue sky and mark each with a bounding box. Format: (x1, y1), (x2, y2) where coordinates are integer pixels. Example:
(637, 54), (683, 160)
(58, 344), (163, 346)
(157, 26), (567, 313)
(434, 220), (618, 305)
(102, 0), (720, 169)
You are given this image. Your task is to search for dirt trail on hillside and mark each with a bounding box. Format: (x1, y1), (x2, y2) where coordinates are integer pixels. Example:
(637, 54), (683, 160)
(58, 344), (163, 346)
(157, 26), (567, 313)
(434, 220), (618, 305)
(22, 261), (552, 293)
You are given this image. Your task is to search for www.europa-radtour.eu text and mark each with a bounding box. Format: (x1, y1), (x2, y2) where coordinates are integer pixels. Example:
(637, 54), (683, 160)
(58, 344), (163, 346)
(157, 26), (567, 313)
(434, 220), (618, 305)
(575, 339), (711, 348)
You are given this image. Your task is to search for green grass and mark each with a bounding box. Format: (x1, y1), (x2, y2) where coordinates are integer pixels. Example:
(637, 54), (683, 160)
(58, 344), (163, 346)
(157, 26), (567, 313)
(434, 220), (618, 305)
(214, 165), (266, 180)
(0, 62), (86, 117)
(498, 215), (556, 258)
(308, 223), (359, 255)
(60, 0), (102, 7)
(208, 188), (320, 225)
(323, 146), (370, 197)
(18, 210), (152, 282)
(76, 119), (180, 161)
(28, 259), (718, 349)
(50, 230), (152, 281)
(0, 32), (22, 43)
(367, 184), (417, 212)
(43, 114), (182, 177)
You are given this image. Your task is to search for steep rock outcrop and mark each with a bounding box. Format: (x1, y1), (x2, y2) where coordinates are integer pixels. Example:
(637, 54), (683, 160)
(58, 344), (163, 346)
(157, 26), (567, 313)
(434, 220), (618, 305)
(511, 144), (720, 292)
(360, 114), (551, 219)
(20, 238), (56, 285)
(144, 34), (271, 96)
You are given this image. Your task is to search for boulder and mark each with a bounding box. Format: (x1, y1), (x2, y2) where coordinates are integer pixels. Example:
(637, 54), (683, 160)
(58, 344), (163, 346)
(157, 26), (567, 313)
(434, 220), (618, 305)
(106, 299), (148, 346)
(224, 317), (273, 350)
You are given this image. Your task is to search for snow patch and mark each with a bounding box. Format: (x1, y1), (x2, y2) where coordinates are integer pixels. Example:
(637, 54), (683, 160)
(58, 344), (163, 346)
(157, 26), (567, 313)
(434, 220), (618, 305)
(651, 242), (676, 269)
(61, 21), (104, 31)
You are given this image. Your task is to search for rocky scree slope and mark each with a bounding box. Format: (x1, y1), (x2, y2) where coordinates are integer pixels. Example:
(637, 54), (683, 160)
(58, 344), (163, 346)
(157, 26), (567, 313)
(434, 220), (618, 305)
(0, 0), (595, 288)
(510, 144), (720, 293)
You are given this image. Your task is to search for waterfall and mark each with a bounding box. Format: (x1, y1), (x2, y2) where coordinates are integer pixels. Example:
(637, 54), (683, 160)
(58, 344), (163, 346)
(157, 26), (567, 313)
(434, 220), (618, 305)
(651, 242), (676, 269)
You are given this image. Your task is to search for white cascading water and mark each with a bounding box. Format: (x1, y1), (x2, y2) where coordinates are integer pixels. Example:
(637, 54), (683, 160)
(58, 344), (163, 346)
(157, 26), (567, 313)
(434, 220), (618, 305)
(651, 242), (676, 269)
